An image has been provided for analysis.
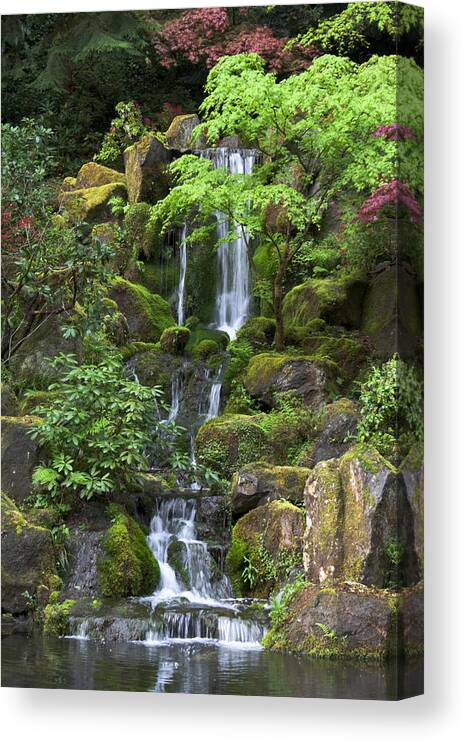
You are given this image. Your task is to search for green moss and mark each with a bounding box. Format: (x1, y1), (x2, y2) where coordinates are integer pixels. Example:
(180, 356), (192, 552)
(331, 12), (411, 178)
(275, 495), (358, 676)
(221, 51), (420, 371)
(61, 182), (127, 223)
(43, 599), (76, 636)
(119, 342), (160, 361)
(236, 316), (276, 351)
(110, 276), (175, 342)
(185, 326), (229, 354)
(167, 540), (190, 586)
(75, 162), (126, 189)
(225, 536), (249, 597)
(98, 505), (160, 598)
(283, 274), (366, 332)
(159, 325), (190, 354)
(340, 443), (396, 475)
(191, 339), (220, 360)
(196, 414), (271, 480)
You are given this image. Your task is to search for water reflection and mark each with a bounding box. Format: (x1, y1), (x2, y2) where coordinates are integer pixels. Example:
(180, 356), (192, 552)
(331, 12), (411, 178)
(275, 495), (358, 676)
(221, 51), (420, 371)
(2, 635), (423, 699)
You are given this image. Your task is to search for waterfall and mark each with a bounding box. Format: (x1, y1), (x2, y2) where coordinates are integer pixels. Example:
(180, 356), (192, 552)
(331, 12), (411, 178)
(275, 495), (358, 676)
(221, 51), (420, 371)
(199, 147), (256, 340)
(176, 225), (187, 326)
(142, 495), (267, 646)
(147, 497), (231, 606)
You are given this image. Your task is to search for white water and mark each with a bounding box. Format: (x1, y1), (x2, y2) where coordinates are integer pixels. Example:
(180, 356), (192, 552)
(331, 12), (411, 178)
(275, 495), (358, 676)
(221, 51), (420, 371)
(144, 496), (266, 646)
(199, 147), (256, 340)
(176, 225), (187, 326)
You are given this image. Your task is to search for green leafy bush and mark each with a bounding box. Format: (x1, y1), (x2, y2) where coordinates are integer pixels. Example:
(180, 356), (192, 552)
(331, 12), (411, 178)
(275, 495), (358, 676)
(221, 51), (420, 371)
(356, 355), (423, 458)
(95, 101), (150, 165)
(29, 351), (167, 501)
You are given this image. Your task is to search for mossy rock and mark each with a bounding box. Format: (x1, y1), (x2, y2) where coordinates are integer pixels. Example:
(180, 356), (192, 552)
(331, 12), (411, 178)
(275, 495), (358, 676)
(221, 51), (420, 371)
(191, 339), (220, 360)
(185, 326), (229, 356)
(109, 276), (175, 343)
(75, 162), (126, 189)
(196, 414), (272, 480)
(164, 114), (204, 151)
(61, 182), (127, 224)
(226, 500), (305, 597)
(98, 505), (160, 598)
(159, 325), (190, 354)
(231, 463), (311, 515)
(263, 582), (405, 660)
(361, 263), (422, 359)
(283, 274), (366, 333)
(43, 599), (76, 636)
(167, 539), (189, 586)
(123, 134), (171, 204)
(243, 353), (338, 409)
(297, 334), (367, 383)
(61, 176), (77, 192)
(236, 316), (276, 351)
(296, 398), (359, 468)
(1, 494), (60, 615)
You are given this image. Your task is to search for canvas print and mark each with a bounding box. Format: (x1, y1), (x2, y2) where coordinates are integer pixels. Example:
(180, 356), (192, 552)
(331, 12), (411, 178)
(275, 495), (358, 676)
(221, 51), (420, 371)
(1, 2), (424, 699)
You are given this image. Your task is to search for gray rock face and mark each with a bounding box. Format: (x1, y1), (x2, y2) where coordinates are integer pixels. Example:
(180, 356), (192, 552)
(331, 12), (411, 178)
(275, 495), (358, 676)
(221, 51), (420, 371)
(7, 315), (82, 388)
(271, 583), (399, 659)
(124, 134), (171, 203)
(1, 497), (56, 614)
(298, 398), (359, 468)
(1, 384), (19, 416)
(231, 463), (310, 516)
(1, 416), (43, 504)
(65, 529), (105, 598)
(164, 114), (203, 152)
(244, 354), (335, 410)
(303, 445), (421, 588)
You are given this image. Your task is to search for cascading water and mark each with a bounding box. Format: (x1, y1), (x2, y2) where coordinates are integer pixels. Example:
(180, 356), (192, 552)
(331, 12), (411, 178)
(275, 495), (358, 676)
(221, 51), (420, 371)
(176, 225), (187, 326)
(143, 496), (266, 646)
(199, 147), (256, 340)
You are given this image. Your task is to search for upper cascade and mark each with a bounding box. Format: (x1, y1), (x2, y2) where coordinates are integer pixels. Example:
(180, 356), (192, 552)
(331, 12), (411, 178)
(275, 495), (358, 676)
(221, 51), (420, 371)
(199, 147), (257, 339)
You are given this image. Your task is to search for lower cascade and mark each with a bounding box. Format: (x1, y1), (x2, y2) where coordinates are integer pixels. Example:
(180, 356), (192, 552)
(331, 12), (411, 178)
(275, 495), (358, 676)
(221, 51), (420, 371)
(143, 496), (267, 646)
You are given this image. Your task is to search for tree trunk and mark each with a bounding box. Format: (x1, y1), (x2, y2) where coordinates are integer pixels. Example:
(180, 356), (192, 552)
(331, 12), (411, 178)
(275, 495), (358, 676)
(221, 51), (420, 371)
(273, 264), (286, 352)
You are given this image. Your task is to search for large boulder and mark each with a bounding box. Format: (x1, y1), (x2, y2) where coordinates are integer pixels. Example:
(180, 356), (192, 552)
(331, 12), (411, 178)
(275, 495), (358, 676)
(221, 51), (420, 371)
(1, 495), (59, 615)
(196, 414), (271, 480)
(303, 459), (343, 583)
(263, 582), (403, 660)
(60, 182), (127, 224)
(361, 262), (422, 358)
(164, 114), (204, 152)
(297, 398), (359, 468)
(97, 505), (160, 598)
(109, 277), (175, 343)
(303, 445), (421, 588)
(226, 500), (305, 596)
(159, 325), (190, 355)
(243, 353), (337, 409)
(74, 162), (126, 190)
(298, 333), (367, 382)
(231, 463), (311, 516)
(123, 134), (171, 203)
(8, 315), (82, 388)
(1, 416), (43, 504)
(283, 275), (367, 334)
(401, 445), (424, 577)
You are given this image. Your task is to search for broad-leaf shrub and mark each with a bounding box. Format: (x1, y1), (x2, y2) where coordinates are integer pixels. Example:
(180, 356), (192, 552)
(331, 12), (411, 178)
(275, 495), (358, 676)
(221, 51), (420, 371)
(29, 352), (166, 500)
(356, 355), (423, 458)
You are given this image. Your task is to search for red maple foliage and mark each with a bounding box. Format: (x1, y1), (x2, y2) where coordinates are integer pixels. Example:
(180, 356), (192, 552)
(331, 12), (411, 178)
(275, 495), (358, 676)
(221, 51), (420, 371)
(358, 180), (422, 224)
(372, 123), (416, 141)
(154, 8), (317, 74)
